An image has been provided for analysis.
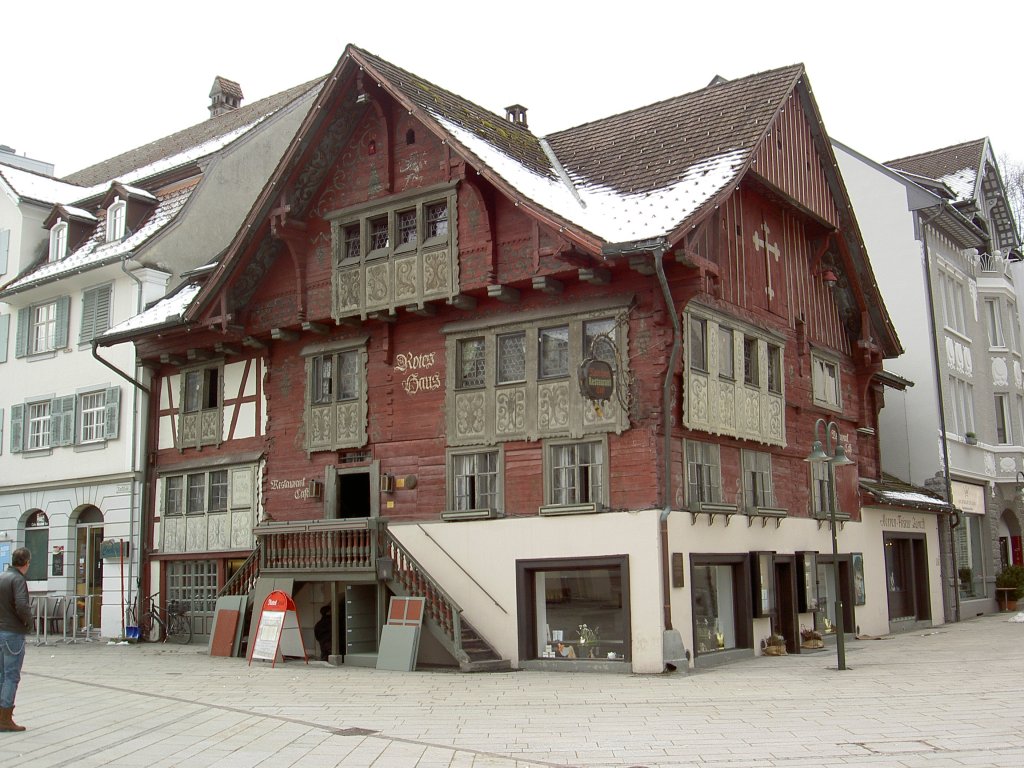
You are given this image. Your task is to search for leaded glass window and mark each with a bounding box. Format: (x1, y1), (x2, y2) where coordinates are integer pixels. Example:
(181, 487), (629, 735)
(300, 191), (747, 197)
(539, 325), (569, 379)
(369, 216), (388, 252)
(208, 470), (228, 512)
(458, 338), (486, 388)
(397, 208), (417, 246)
(312, 351), (360, 403)
(186, 473), (206, 514)
(497, 332), (526, 384)
(426, 202), (448, 238)
(344, 225), (361, 260)
(584, 318), (616, 363)
(165, 476), (183, 516)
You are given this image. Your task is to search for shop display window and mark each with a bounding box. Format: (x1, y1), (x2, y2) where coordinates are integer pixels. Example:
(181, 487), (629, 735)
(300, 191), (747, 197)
(692, 564), (737, 653)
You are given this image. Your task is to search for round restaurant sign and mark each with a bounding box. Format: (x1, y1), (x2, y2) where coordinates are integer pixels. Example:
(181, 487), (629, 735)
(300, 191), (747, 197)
(579, 358), (615, 402)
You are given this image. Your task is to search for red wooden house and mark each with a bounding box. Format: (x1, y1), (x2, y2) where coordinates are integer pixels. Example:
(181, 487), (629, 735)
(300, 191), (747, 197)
(105, 45), (905, 671)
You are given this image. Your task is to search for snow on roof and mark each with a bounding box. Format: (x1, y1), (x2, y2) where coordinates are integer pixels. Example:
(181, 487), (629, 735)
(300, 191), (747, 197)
(433, 114), (747, 243)
(938, 167), (977, 202)
(105, 283), (202, 337)
(878, 489), (945, 506)
(2, 185), (194, 293)
(0, 162), (86, 206)
(61, 204), (98, 221)
(118, 183), (158, 201)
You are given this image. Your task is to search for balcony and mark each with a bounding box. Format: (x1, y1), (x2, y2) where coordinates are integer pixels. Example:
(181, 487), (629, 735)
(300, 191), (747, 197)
(254, 518), (379, 574)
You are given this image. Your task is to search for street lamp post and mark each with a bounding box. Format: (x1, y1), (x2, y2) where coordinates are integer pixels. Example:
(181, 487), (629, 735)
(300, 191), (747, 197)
(805, 418), (854, 671)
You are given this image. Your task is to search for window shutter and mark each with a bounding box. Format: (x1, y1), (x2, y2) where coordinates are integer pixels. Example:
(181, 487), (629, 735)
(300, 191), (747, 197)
(104, 386), (121, 439)
(10, 403), (24, 453)
(94, 285), (111, 337)
(15, 307), (29, 358)
(0, 313), (9, 363)
(80, 288), (97, 343)
(80, 285), (112, 343)
(50, 395), (76, 446)
(0, 228), (9, 274)
(54, 295), (71, 349)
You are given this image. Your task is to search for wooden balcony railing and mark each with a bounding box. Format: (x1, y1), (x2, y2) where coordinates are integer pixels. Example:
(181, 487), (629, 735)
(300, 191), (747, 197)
(219, 545), (261, 597)
(255, 519), (378, 573)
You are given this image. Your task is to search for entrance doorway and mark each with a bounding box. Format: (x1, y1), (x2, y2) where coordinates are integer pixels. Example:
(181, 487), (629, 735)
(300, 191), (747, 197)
(884, 534), (930, 624)
(75, 506), (104, 630)
(773, 557), (798, 653)
(325, 461), (380, 520)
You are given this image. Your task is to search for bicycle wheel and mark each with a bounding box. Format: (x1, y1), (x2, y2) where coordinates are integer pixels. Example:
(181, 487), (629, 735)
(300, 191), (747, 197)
(138, 612), (158, 642)
(166, 613), (192, 645)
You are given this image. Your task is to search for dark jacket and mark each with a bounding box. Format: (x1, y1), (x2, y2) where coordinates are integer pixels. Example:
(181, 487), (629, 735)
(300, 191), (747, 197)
(0, 565), (33, 634)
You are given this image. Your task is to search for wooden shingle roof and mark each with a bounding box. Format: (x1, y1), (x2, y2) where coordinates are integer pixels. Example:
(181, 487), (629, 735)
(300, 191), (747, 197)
(547, 65), (803, 195)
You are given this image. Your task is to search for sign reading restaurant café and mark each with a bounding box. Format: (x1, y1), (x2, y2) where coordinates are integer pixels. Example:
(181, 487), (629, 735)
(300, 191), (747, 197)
(579, 359), (615, 402)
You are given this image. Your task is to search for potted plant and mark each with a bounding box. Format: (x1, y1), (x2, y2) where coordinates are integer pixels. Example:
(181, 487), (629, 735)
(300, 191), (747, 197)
(761, 633), (787, 656)
(800, 626), (824, 649)
(965, 431), (977, 445)
(958, 567), (973, 585)
(995, 565), (1024, 611)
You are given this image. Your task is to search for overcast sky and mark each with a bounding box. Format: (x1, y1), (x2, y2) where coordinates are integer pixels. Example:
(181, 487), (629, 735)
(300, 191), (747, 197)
(5, 1), (1022, 180)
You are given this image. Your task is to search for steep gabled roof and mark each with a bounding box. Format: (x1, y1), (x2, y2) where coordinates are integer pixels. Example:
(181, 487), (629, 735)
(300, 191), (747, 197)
(63, 78), (324, 187)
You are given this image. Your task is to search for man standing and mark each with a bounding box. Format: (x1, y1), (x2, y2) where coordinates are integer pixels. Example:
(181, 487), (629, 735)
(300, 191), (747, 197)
(0, 547), (33, 732)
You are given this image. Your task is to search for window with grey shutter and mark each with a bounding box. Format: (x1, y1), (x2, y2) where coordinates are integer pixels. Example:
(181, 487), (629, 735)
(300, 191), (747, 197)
(104, 386), (121, 439)
(54, 295), (71, 349)
(0, 229), (9, 274)
(0, 314), (9, 363)
(80, 285), (112, 343)
(10, 403), (23, 453)
(14, 308), (29, 359)
(51, 395), (76, 446)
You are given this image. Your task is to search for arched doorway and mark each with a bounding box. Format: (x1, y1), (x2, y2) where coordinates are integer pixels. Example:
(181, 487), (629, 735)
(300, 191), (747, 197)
(997, 508), (1023, 570)
(75, 506), (104, 630)
(23, 510), (49, 582)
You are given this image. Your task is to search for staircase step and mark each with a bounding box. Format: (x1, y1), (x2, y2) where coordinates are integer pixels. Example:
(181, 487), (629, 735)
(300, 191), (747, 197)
(459, 658), (513, 673)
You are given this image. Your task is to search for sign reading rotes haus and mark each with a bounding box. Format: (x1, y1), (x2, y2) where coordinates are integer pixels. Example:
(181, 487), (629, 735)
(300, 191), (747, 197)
(394, 350), (441, 395)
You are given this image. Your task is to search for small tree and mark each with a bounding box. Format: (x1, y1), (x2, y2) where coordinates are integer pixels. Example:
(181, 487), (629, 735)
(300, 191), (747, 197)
(995, 564), (1024, 600)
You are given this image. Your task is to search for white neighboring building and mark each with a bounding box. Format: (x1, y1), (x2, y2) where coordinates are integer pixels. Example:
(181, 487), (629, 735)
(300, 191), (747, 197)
(0, 77), (320, 639)
(835, 138), (1024, 622)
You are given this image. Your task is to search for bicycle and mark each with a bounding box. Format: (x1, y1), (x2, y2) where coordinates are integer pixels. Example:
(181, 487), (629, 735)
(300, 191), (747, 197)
(138, 594), (193, 644)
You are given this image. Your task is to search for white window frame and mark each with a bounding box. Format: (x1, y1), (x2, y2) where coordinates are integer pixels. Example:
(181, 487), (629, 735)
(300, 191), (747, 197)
(106, 197), (127, 242)
(685, 439), (723, 507)
(30, 301), (58, 354)
(985, 298), (1005, 348)
(948, 376), (975, 437)
(995, 393), (1012, 444)
(812, 354), (842, 410)
(27, 400), (51, 451)
(78, 390), (107, 443)
(542, 437), (608, 510)
(49, 219), (67, 262)
(447, 447), (503, 515)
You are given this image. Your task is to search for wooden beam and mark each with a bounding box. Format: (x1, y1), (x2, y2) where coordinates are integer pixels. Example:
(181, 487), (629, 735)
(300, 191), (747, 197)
(447, 294), (477, 311)
(271, 328), (299, 341)
(578, 267), (611, 285)
(531, 276), (564, 295)
(301, 321), (330, 334)
(243, 336), (267, 350)
(186, 348), (211, 361)
(214, 342), (240, 356)
(487, 284), (520, 304)
(368, 310), (397, 323)
(406, 303), (437, 317)
(160, 353), (185, 366)
(629, 255), (655, 275)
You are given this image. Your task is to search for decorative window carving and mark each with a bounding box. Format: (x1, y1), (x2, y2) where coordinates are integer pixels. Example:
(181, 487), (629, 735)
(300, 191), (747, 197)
(159, 464), (258, 553)
(303, 337), (369, 453)
(330, 185), (458, 319)
(683, 307), (785, 446)
(444, 301), (631, 447)
(179, 364), (223, 450)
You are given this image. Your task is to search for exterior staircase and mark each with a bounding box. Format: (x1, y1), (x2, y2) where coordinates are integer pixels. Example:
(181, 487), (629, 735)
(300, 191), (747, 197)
(218, 521), (510, 672)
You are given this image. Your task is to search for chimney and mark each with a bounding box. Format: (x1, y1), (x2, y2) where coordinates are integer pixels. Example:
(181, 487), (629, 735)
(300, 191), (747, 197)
(504, 104), (528, 128)
(209, 76), (244, 118)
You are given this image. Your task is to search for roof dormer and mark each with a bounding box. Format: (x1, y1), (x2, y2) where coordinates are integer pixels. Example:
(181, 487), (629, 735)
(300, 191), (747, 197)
(100, 182), (158, 242)
(43, 204), (97, 261)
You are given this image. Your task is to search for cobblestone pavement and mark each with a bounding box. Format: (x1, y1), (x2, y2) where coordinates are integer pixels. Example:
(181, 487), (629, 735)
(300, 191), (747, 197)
(4, 613), (1023, 767)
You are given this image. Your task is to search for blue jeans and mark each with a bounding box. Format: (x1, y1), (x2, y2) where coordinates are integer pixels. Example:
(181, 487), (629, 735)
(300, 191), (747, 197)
(0, 630), (26, 709)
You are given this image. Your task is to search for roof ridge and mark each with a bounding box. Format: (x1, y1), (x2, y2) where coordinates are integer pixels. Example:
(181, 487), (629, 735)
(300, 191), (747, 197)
(885, 137), (987, 168)
(547, 63), (804, 138)
(62, 76), (325, 186)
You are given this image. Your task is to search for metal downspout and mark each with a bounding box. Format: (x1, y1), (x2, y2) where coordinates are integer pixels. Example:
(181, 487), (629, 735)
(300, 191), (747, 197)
(919, 202), (961, 622)
(653, 245), (679, 631)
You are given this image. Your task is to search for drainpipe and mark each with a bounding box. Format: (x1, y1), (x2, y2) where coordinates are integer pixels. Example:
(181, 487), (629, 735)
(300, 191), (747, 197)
(919, 202), (961, 623)
(602, 238), (677, 631)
